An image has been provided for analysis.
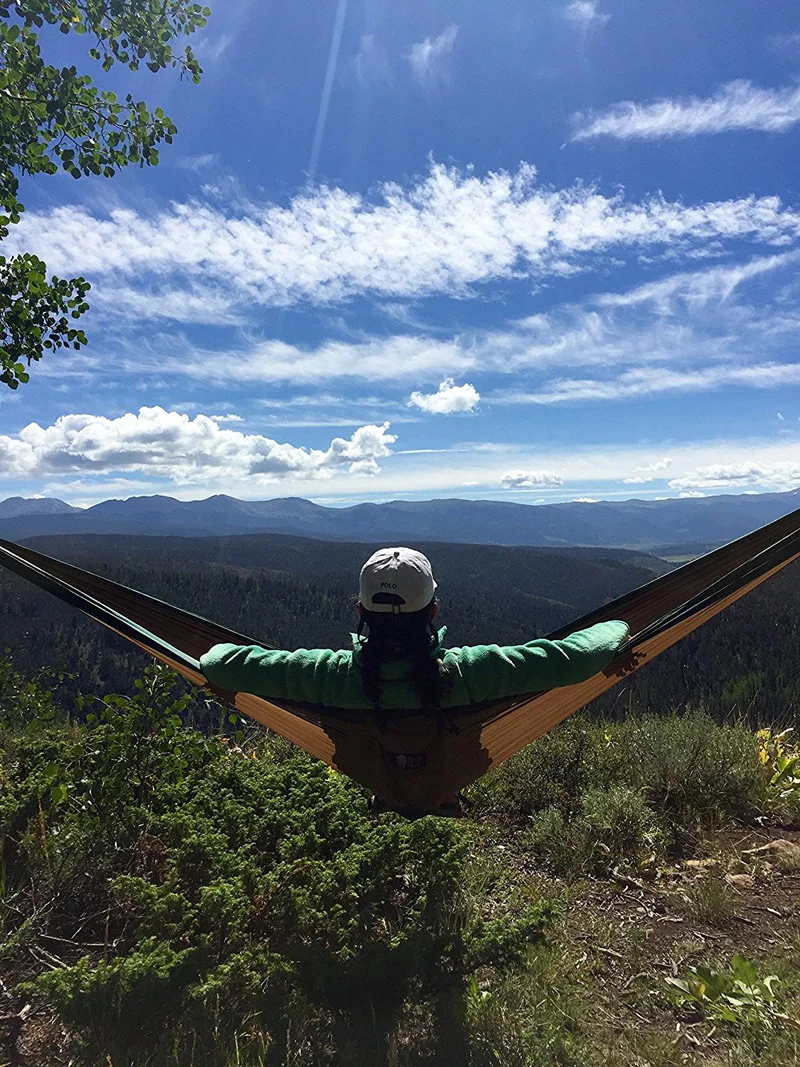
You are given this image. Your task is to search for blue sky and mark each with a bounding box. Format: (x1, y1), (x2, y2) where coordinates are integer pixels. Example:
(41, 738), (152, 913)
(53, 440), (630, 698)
(2, 0), (800, 507)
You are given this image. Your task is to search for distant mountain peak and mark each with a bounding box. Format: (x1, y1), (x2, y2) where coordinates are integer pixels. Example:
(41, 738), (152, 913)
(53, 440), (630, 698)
(0, 496), (82, 519)
(1, 487), (798, 551)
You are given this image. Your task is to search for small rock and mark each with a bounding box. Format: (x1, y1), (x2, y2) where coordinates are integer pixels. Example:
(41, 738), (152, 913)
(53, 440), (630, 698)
(742, 839), (800, 869)
(726, 873), (755, 889)
(684, 858), (716, 871)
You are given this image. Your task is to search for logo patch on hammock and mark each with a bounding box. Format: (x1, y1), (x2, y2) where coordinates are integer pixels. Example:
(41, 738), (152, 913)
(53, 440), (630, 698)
(389, 751), (427, 770)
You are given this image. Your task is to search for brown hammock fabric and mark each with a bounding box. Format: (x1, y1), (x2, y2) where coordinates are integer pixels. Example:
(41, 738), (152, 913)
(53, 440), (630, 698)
(1, 505), (799, 815)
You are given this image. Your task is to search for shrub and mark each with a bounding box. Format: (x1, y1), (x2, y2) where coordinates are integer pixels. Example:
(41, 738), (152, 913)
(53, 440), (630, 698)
(471, 716), (614, 819)
(616, 711), (769, 847)
(579, 785), (664, 873)
(524, 787), (664, 877)
(5, 665), (552, 1066)
(476, 710), (770, 858)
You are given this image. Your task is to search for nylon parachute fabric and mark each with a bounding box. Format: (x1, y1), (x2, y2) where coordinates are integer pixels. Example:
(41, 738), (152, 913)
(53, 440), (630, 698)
(1, 505), (799, 815)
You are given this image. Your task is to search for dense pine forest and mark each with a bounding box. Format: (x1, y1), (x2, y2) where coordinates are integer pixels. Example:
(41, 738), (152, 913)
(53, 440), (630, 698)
(1, 532), (798, 726)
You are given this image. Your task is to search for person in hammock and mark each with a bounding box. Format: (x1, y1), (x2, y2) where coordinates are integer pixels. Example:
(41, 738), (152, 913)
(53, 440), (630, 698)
(200, 547), (630, 712)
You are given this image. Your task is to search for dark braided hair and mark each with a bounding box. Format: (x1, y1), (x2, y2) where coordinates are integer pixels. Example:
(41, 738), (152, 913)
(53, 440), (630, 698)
(357, 596), (449, 710)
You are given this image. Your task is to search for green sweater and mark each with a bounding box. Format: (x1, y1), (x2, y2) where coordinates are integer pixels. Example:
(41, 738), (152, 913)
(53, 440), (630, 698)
(200, 620), (629, 710)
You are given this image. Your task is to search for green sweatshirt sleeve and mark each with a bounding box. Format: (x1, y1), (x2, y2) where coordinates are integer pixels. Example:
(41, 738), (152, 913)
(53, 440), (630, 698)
(199, 643), (352, 705)
(449, 620), (630, 704)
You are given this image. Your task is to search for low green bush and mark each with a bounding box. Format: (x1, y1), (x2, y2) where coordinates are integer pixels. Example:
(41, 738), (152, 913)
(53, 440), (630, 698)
(475, 709), (771, 857)
(615, 711), (769, 849)
(2, 661), (552, 1066)
(524, 786), (664, 876)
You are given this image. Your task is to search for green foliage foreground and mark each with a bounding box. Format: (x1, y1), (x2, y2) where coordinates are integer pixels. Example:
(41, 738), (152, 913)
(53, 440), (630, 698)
(0, 662), (549, 1066)
(2, 657), (800, 1066)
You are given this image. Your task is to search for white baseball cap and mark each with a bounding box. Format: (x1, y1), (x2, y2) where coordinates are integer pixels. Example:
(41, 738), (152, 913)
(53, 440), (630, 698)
(359, 547), (437, 613)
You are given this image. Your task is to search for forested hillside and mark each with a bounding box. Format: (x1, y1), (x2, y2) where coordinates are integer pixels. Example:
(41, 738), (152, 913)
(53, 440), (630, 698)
(1, 532), (799, 725)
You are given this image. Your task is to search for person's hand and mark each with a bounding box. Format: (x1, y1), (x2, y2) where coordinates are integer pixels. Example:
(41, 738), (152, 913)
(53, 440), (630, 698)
(604, 649), (645, 679)
(206, 681), (238, 705)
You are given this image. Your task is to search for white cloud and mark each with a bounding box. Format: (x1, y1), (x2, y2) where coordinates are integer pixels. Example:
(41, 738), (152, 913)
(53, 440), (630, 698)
(622, 456), (673, 483)
(669, 462), (800, 491)
(10, 433), (800, 505)
(408, 378), (480, 414)
(497, 362), (800, 406)
(769, 31), (800, 51)
(573, 80), (800, 141)
(0, 407), (397, 484)
(572, 497), (599, 503)
(501, 469), (564, 489)
(11, 162), (800, 319)
(597, 252), (800, 314)
(176, 153), (220, 173)
(679, 491), (706, 498)
(173, 334), (472, 385)
(564, 1), (609, 31)
(407, 24), (458, 88)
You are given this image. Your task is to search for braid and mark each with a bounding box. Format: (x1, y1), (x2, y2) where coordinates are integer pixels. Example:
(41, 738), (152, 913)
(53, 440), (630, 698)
(358, 601), (449, 710)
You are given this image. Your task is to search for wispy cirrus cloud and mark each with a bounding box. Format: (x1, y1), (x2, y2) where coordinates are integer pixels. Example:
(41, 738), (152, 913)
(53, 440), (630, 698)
(408, 379), (480, 414)
(573, 80), (800, 141)
(0, 407), (397, 484)
(407, 24), (458, 89)
(102, 250), (800, 412)
(564, 1), (609, 32)
(176, 153), (220, 173)
(597, 251), (800, 312)
(354, 33), (392, 86)
(11, 162), (800, 321)
(495, 362), (800, 406)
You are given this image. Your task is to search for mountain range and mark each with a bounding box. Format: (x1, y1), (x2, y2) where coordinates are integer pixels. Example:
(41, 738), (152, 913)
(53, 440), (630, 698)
(1, 488), (798, 550)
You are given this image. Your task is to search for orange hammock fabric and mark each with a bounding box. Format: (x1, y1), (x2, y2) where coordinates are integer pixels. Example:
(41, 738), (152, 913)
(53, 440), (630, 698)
(1, 506), (799, 814)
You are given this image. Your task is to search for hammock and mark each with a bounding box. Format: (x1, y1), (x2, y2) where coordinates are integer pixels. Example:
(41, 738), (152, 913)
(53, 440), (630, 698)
(1, 506), (799, 815)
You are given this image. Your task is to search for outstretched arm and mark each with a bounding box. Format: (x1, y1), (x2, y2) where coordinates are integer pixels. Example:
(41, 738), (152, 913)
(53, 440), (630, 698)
(453, 620), (630, 704)
(199, 642), (348, 704)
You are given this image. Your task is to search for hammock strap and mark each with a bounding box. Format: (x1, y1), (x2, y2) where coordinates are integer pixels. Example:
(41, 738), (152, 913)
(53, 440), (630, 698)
(621, 524), (800, 653)
(0, 540), (200, 674)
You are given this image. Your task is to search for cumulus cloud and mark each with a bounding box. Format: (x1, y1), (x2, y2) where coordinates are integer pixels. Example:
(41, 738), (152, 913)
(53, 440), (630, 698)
(407, 24), (458, 88)
(573, 80), (800, 141)
(564, 1), (609, 31)
(500, 469), (563, 489)
(0, 407), (397, 484)
(10, 162), (800, 319)
(622, 456), (673, 483)
(408, 378), (480, 414)
(669, 462), (800, 491)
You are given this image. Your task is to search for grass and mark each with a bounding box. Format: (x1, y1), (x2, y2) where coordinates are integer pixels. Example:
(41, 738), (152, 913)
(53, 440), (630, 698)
(681, 872), (738, 925)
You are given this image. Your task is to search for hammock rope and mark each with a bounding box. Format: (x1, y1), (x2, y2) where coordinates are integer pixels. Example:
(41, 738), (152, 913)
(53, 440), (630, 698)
(1, 505), (799, 814)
